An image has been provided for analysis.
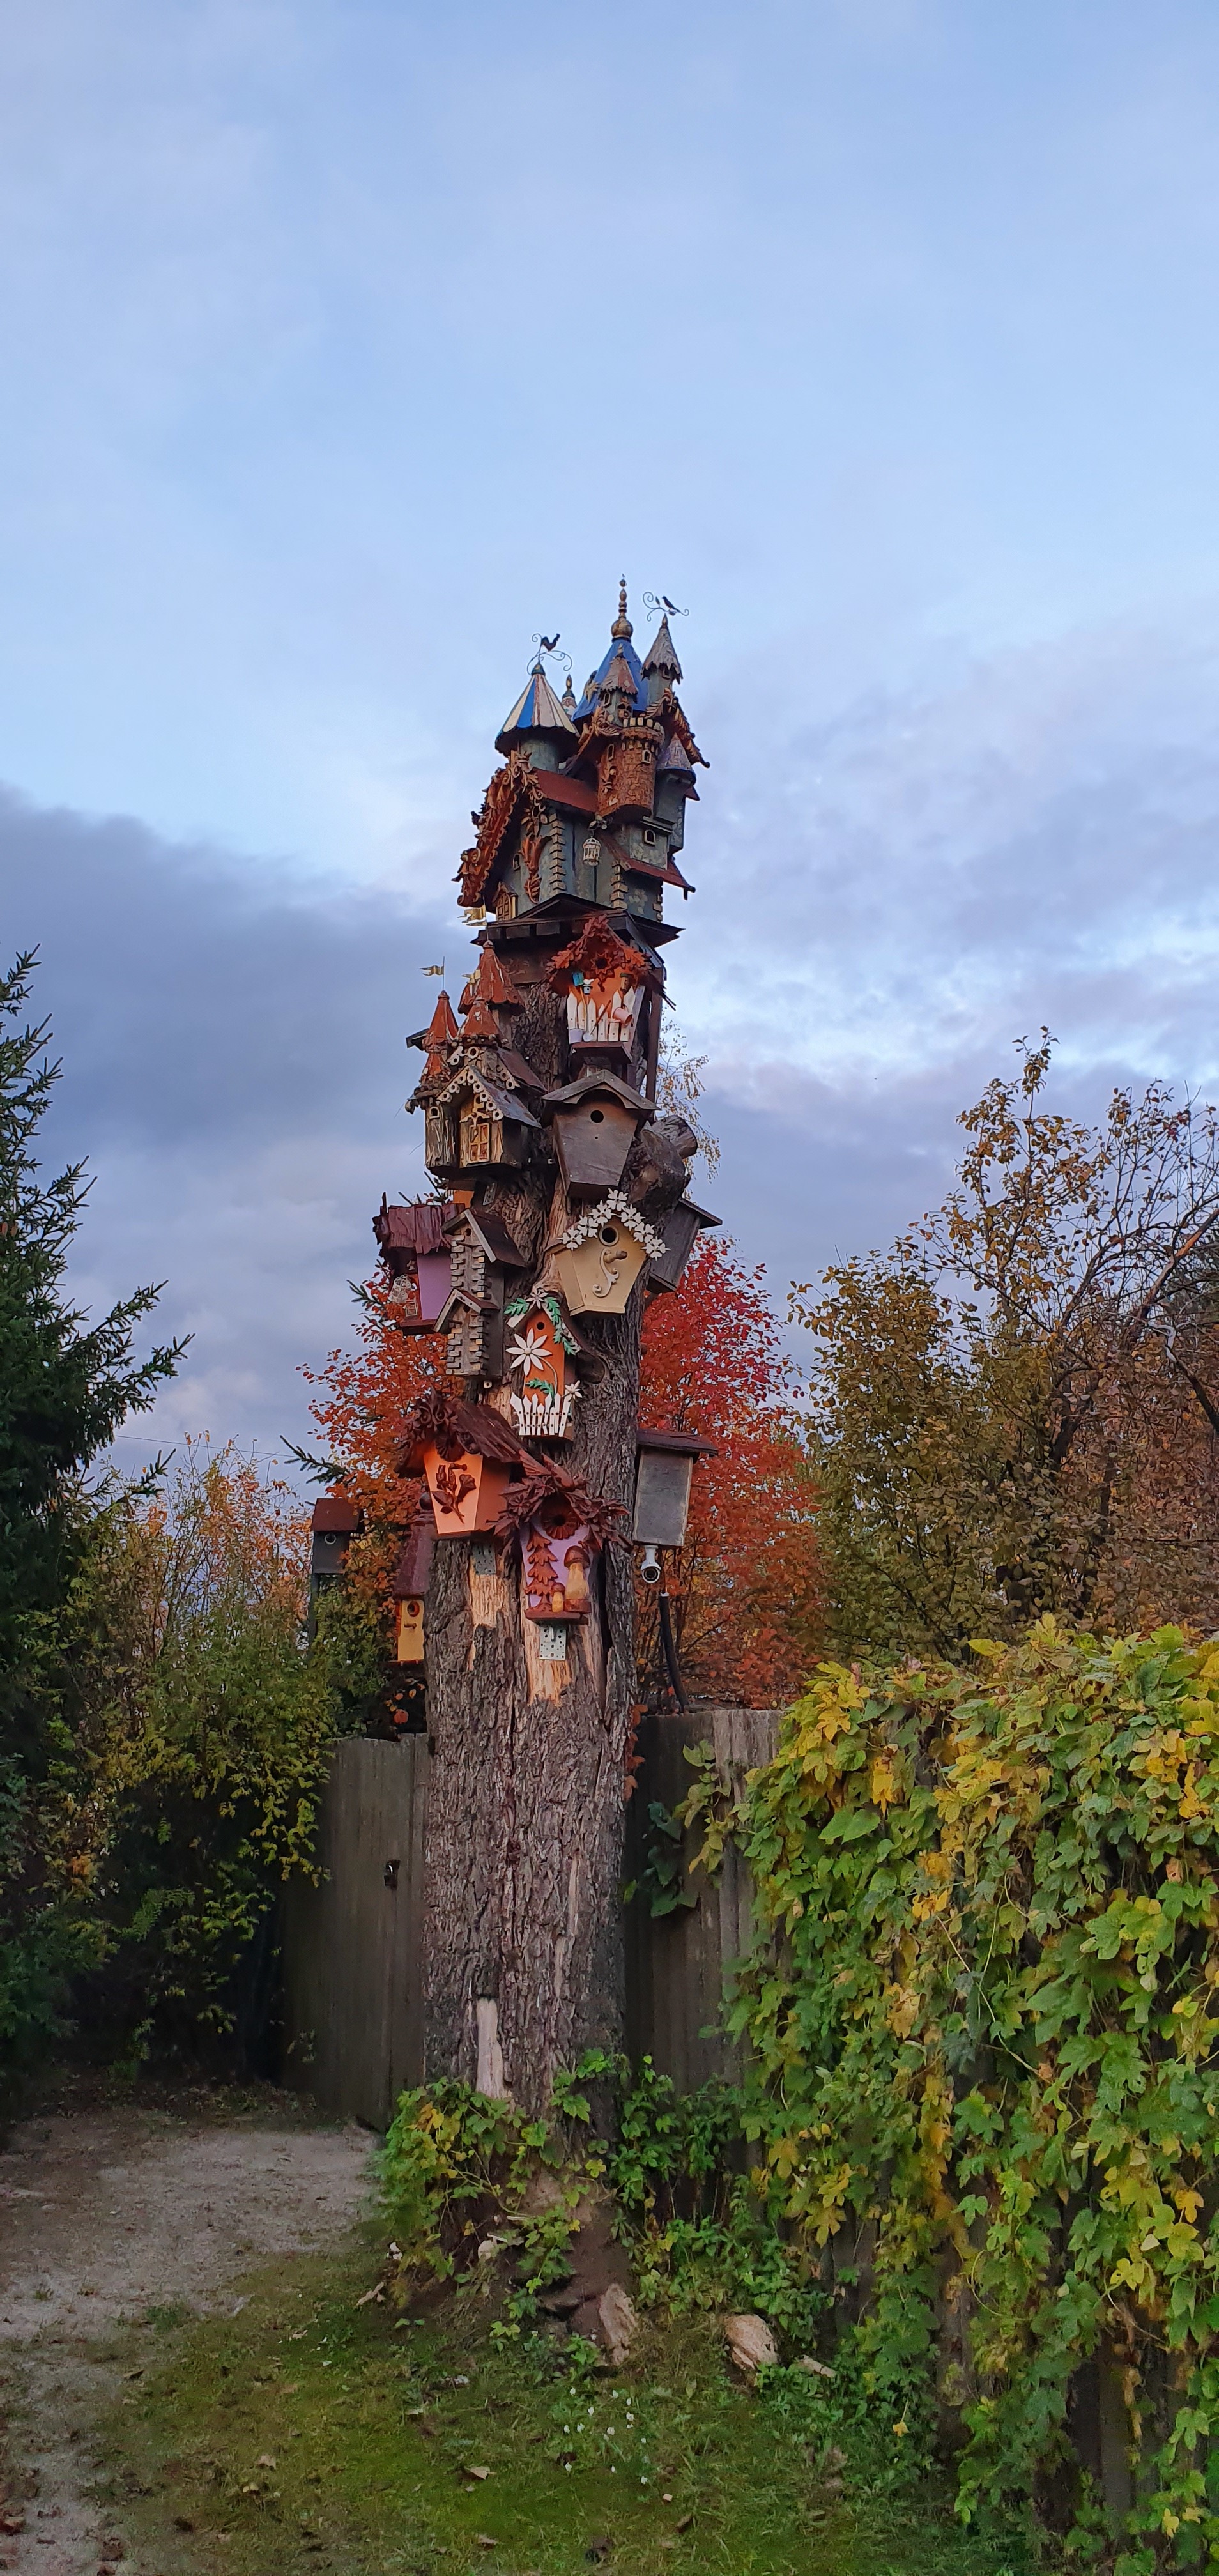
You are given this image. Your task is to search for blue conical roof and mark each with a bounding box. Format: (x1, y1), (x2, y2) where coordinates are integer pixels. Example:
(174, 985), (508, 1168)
(574, 580), (648, 720)
(496, 663), (577, 753)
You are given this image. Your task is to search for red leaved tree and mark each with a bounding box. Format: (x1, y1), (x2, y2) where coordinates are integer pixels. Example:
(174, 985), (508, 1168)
(638, 1236), (820, 1708)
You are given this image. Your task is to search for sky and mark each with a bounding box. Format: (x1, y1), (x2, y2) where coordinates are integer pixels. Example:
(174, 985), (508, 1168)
(5, 0), (1219, 1468)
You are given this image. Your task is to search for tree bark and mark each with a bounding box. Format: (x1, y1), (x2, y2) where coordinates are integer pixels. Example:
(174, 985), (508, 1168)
(418, 988), (645, 2115)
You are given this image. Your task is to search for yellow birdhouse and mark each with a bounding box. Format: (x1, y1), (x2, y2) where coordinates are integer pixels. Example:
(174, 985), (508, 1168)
(551, 1192), (666, 1318)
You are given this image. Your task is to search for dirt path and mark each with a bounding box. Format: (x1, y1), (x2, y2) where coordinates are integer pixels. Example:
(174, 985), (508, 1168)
(0, 2102), (374, 2576)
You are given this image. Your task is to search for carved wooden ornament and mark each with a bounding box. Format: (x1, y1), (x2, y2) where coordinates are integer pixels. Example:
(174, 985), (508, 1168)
(551, 1191), (666, 1317)
(399, 1393), (527, 1538)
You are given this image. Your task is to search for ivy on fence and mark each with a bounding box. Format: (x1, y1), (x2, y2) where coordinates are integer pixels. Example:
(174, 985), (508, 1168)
(682, 1620), (1219, 2566)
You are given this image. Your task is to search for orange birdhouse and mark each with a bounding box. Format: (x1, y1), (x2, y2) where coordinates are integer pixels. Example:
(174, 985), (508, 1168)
(399, 1393), (528, 1540)
(505, 1292), (581, 1439)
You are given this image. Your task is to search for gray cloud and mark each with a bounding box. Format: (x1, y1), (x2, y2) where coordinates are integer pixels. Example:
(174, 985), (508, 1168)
(7, 609), (1219, 1466)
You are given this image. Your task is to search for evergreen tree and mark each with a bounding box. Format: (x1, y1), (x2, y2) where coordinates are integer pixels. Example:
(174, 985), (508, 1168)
(0, 952), (183, 2068)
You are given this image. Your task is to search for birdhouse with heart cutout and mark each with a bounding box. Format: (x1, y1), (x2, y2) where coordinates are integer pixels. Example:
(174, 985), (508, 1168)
(400, 1393), (528, 1538)
(552, 1191), (666, 1317)
(544, 1071), (652, 1201)
(505, 1293), (581, 1439)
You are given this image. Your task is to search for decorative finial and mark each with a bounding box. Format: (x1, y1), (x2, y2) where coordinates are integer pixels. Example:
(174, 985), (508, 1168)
(611, 578), (632, 641)
(562, 673), (576, 714)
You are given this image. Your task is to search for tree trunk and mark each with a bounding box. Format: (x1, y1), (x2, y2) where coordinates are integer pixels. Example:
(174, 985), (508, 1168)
(418, 984), (647, 2115)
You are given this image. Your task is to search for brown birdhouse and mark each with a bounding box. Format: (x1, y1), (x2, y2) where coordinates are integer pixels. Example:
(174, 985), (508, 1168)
(372, 1195), (454, 1330)
(647, 1197), (722, 1294)
(544, 1072), (652, 1201)
(427, 1070), (540, 1181)
(436, 1205), (527, 1381)
(551, 1192), (666, 1317)
(400, 1395), (527, 1538)
(310, 1494), (359, 1596)
(504, 1293), (581, 1439)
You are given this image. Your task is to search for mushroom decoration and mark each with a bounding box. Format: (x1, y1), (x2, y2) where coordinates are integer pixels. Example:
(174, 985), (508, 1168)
(494, 1458), (625, 1623)
(399, 1390), (528, 1537)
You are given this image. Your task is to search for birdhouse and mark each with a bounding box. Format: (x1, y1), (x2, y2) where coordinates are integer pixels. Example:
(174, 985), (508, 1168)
(429, 1070), (540, 1181)
(390, 1508), (435, 1662)
(544, 1072), (652, 1201)
(545, 916), (661, 1080)
(310, 1495), (359, 1596)
(493, 1457), (625, 1625)
(401, 1395), (528, 1538)
(372, 1195), (454, 1331)
(647, 1197), (721, 1294)
(505, 1294), (581, 1439)
(632, 1427), (717, 1551)
(552, 1192), (666, 1317)
(436, 1206), (527, 1381)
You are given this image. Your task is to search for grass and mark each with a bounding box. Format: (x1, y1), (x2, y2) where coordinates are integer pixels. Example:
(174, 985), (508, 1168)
(94, 2227), (1035, 2576)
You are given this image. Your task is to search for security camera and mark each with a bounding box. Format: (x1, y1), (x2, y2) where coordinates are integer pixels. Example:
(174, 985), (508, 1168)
(638, 1545), (663, 1584)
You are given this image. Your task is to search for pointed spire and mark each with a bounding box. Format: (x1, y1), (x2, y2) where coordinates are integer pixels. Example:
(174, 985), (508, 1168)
(611, 578), (632, 640)
(600, 646), (638, 704)
(495, 661), (578, 755)
(423, 989), (459, 1049)
(642, 614), (682, 687)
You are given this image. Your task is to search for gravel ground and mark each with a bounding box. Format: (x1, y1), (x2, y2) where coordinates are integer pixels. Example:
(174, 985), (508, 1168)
(0, 2101), (374, 2576)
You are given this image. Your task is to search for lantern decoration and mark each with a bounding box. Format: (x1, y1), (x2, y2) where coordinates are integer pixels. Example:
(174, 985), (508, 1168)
(436, 1204), (527, 1381)
(552, 1190), (665, 1317)
(545, 916), (661, 1080)
(544, 1070), (652, 1200)
(494, 1459), (625, 1623)
(504, 1294), (581, 1439)
(390, 1503), (436, 1664)
(400, 1390), (528, 1538)
(647, 1196), (722, 1294)
(373, 1194), (454, 1330)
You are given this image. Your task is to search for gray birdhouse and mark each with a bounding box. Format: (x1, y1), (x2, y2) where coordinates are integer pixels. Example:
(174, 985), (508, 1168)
(648, 1197), (721, 1293)
(632, 1427), (717, 1552)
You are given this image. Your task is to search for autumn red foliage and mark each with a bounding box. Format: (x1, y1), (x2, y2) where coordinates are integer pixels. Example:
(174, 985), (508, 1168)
(305, 1241), (820, 1710)
(638, 1235), (820, 1708)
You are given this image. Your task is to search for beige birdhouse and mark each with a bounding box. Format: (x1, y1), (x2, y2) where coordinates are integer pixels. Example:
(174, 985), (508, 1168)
(551, 1192), (666, 1317)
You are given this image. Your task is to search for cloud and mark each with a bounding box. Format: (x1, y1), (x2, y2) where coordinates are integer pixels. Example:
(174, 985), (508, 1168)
(7, 606), (1219, 1464)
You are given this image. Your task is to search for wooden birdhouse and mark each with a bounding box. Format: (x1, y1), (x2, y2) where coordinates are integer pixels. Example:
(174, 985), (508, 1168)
(493, 1459), (625, 1625)
(505, 1293), (581, 1439)
(632, 1427), (717, 1551)
(544, 1072), (652, 1201)
(401, 1395), (527, 1538)
(390, 1509), (435, 1664)
(545, 916), (661, 1081)
(429, 1069), (540, 1181)
(436, 1206), (527, 1381)
(647, 1197), (721, 1294)
(310, 1494), (359, 1600)
(372, 1194), (454, 1331)
(552, 1191), (666, 1317)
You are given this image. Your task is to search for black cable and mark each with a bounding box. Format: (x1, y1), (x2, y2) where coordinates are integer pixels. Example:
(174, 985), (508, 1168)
(658, 1593), (688, 1711)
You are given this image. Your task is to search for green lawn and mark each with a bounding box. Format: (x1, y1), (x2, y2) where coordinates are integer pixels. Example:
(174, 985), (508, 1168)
(96, 2230), (1034, 2576)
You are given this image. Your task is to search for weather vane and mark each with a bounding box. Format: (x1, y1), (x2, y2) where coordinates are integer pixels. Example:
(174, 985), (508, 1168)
(642, 592), (689, 622)
(530, 631), (572, 677)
